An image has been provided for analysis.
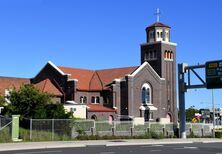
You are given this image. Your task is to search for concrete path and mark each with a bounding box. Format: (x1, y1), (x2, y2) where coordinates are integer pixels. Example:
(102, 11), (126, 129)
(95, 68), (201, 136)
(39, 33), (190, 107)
(0, 138), (222, 152)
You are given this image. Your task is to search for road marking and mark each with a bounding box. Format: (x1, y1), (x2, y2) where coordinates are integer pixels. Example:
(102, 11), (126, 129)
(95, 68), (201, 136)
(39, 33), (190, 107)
(152, 145), (163, 147)
(100, 152), (115, 154)
(174, 147), (198, 150)
(141, 145), (164, 148)
(184, 146), (198, 149)
(15, 150), (62, 154)
(150, 150), (162, 152)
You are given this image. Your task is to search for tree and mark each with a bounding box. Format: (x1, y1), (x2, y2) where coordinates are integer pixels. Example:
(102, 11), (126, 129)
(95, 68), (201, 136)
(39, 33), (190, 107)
(3, 84), (72, 119)
(186, 106), (199, 122)
(0, 96), (6, 107)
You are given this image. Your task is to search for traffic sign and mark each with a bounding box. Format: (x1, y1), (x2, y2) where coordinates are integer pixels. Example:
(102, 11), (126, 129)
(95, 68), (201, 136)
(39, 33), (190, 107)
(205, 60), (222, 89)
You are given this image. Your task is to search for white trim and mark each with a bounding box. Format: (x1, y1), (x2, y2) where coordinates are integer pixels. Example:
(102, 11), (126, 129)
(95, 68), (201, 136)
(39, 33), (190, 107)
(114, 78), (121, 83)
(148, 105), (157, 111)
(68, 79), (78, 82)
(128, 62), (165, 80)
(141, 83), (152, 105)
(47, 61), (66, 75)
(141, 41), (177, 46)
(33, 61), (66, 79)
(139, 105), (157, 111)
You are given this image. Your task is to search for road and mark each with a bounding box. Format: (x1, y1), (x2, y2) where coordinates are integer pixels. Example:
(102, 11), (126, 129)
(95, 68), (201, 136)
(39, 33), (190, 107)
(1, 143), (222, 154)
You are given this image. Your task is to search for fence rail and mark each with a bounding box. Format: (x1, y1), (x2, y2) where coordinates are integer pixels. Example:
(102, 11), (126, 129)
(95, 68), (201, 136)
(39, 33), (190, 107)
(27, 119), (214, 141)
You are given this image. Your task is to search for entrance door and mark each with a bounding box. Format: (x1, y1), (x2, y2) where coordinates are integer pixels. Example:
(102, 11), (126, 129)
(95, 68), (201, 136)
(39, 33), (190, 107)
(144, 110), (149, 121)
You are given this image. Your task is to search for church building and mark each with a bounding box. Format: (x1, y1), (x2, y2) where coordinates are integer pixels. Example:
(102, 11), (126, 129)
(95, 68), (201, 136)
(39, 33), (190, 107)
(0, 21), (178, 123)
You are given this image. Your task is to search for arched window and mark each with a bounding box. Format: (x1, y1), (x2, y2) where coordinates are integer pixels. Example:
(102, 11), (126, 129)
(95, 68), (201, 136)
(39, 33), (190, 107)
(83, 96), (87, 104)
(91, 115), (97, 120)
(160, 32), (163, 38)
(142, 87), (146, 104)
(91, 96), (95, 103)
(157, 32), (160, 38)
(170, 51), (173, 60)
(166, 32), (168, 39)
(141, 83), (152, 105)
(80, 96), (83, 103)
(96, 96), (100, 103)
(167, 51), (170, 59)
(164, 51), (167, 59)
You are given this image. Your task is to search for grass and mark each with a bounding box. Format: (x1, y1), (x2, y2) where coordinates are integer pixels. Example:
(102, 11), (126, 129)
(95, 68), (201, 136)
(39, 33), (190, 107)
(18, 127), (167, 141)
(0, 127), (11, 143)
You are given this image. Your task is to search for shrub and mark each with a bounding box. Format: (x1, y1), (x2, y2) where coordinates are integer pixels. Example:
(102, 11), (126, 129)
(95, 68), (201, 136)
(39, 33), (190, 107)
(215, 132), (222, 138)
(150, 131), (164, 139)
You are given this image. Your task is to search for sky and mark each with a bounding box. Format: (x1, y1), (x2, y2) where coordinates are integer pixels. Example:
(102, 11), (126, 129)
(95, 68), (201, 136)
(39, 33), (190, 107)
(0, 0), (222, 109)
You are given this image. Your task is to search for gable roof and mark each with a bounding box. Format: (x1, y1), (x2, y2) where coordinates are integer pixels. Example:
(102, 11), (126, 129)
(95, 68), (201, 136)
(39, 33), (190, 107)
(34, 79), (63, 96)
(0, 77), (30, 96)
(146, 22), (171, 29)
(58, 66), (138, 91)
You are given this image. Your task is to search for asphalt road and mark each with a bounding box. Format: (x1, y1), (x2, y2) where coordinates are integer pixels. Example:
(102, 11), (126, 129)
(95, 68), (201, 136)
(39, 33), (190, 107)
(1, 143), (222, 154)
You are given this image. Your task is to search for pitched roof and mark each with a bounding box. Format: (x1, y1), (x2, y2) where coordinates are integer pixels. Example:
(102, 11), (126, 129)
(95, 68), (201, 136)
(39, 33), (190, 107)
(0, 77), (30, 96)
(58, 67), (95, 91)
(58, 66), (138, 91)
(96, 67), (138, 89)
(34, 79), (63, 96)
(87, 104), (116, 112)
(146, 22), (171, 29)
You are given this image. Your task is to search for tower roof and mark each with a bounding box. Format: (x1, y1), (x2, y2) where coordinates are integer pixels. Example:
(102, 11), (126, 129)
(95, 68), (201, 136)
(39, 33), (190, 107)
(146, 22), (170, 30)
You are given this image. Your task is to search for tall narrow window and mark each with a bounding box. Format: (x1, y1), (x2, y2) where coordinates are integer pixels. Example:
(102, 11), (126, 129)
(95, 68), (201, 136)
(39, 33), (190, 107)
(142, 87), (146, 104)
(170, 51), (173, 60)
(167, 51), (170, 59)
(141, 83), (152, 105)
(83, 96), (87, 104)
(157, 32), (160, 38)
(164, 51), (167, 59)
(91, 96), (95, 103)
(80, 96), (83, 103)
(96, 96), (100, 103)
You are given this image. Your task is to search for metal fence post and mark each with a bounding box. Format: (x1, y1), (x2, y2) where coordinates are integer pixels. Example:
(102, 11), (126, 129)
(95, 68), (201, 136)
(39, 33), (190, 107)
(30, 119), (32, 141)
(52, 119), (54, 141)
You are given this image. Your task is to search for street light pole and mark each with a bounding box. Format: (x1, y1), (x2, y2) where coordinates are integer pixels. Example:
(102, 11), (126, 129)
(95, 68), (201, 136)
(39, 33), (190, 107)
(212, 89), (215, 137)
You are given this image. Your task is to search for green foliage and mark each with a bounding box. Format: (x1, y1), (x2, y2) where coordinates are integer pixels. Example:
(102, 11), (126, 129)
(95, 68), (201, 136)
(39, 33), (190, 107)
(215, 131), (222, 138)
(187, 131), (199, 138)
(186, 106), (199, 122)
(0, 95), (7, 107)
(0, 127), (11, 143)
(3, 84), (72, 119)
(150, 131), (164, 139)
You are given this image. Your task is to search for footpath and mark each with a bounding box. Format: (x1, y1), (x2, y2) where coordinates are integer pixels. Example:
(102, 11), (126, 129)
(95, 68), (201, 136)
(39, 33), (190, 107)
(0, 138), (222, 151)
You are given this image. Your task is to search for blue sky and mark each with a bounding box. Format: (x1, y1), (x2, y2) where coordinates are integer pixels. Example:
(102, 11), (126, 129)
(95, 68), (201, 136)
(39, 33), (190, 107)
(0, 0), (221, 109)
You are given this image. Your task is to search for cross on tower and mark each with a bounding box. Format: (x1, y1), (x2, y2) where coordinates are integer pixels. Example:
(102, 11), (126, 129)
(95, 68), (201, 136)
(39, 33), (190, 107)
(154, 8), (161, 22)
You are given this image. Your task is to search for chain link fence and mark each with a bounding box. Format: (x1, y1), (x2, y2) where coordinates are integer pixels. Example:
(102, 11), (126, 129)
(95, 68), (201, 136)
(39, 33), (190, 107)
(0, 116), (12, 142)
(25, 119), (213, 141)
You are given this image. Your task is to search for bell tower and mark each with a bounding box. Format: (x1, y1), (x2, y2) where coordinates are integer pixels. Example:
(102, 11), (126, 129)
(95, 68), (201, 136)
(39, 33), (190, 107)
(140, 9), (177, 122)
